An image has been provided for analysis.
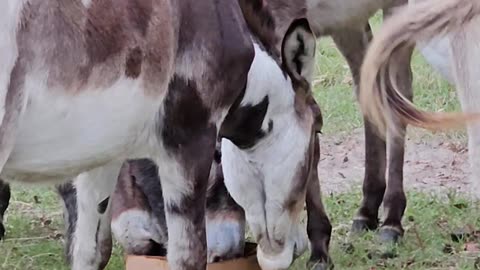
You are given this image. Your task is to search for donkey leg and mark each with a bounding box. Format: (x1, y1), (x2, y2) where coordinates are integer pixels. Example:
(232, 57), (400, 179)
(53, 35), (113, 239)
(378, 2), (414, 243)
(380, 124), (409, 243)
(379, 56), (413, 242)
(0, 179), (10, 240)
(332, 25), (387, 232)
(58, 162), (121, 270)
(156, 141), (215, 270)
(57, 182), (77, 265)
(156, 76), (217, 270)
(460, 101), (480, 196)
(450, 22), (480, 199)
(306, 137), (333, 270)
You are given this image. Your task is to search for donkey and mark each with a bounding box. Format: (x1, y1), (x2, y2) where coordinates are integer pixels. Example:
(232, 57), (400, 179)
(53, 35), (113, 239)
(56, 146), (246, 266)
(109, 145), (246, 262)
(109, 143), (332, 267)
(0, 180), (9, 240)
(417, 35), (455, 84)
(262, 0), (419, 242)
(6, 139), (332, 269)
(0, 1), (322, 270)
(270, 0), (474, 242)
(358, 0), (480, 194)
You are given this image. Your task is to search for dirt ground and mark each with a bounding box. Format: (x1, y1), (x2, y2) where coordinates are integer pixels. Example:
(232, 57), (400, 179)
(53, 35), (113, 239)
(318, 128), (471, 195)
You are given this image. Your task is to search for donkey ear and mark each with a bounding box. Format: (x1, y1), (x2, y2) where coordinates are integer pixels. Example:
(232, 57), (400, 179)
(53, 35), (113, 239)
(281, 18), (316, 84)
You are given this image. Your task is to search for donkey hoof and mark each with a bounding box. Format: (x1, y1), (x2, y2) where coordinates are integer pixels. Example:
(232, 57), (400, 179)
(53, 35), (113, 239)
(0, 223), (5, 240)
(378, 227), (403, 243)
(351, 219), (378, 234)
(307, 258), (334, 270)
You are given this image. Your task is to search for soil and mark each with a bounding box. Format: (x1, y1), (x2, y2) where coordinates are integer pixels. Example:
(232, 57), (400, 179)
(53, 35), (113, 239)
(318, 128), (471, 195)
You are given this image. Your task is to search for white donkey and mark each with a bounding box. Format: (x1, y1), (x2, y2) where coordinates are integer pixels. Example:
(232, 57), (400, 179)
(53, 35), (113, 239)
(359, 0), (480, 196)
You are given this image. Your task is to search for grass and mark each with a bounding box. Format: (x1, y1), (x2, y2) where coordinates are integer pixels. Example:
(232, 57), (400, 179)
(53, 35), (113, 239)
(291, 189), (480, 270)
(4, 186), (480, 269)
(0, 12), (473, 270)
(0, 185), (125, 270)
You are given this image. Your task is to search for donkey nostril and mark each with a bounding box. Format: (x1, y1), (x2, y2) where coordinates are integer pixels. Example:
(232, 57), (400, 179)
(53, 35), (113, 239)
(275, 239), (285, 247)
(212, 256), (221, 263)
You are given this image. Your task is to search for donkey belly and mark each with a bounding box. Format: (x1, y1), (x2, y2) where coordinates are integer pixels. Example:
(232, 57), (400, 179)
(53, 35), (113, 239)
(306, 0), (386, 34)
(2, 78), (162, 183)
(417, 35), (454, 84)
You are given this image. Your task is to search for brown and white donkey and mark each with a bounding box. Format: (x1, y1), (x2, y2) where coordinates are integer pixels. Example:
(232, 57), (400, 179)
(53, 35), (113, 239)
(0, 0), (323, 270)
(108, 138), (330, 268)
(57, 146), (247, 267)
(1, 139), (331, 269)
(1, 140), (331, 269)
(107, 149), (245, 263)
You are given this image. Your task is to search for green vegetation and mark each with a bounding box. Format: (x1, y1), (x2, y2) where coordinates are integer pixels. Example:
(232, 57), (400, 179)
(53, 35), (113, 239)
(291, 190), (480, 269)
(3, 186), (480, 269)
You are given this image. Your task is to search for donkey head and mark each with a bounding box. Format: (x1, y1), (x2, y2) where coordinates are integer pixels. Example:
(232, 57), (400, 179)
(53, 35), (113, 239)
(111, 147), (246, 263)
(220, 12), (320, 269)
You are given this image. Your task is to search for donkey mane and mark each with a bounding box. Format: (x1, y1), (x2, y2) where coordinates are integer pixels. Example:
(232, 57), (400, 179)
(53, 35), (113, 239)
(238, 0), (280, 57)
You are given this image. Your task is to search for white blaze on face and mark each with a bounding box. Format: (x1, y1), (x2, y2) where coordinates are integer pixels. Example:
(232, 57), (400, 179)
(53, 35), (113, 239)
(222, 43), (311, 270)
(240, 43), (296, 136)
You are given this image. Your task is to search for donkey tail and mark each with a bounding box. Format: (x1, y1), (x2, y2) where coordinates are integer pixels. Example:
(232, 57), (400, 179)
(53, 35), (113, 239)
(359, 0), (480, 137)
